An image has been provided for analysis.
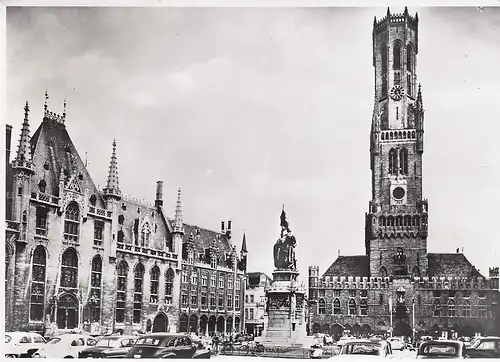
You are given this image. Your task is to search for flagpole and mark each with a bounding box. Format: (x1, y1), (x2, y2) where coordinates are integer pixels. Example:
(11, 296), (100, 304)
(389, 296), (393, 338)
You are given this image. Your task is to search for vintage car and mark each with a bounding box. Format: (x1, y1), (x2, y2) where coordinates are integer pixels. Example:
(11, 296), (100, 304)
(4, 332), (47, 358)
(465, 336), (500, 359)
(416, 340), (466, 359)
(334, 339), (394, 359)
(30, 334), (97, 358)
(78, 335), (138, 358)
(387, 337), (405, 351)
(309, 343), (324, 359)
(126, 333), (211, 359)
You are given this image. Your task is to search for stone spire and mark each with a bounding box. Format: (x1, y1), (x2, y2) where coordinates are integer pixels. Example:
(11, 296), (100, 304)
(13, 101), (34, 171)
(103, 139), (121, 200)
(416, 83), (423, 110)
(173, 188), (184, 234)
(241, 232), (248, 254)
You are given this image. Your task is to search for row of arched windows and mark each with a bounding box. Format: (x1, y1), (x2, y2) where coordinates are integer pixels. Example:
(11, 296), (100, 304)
(317, 298), (367, 316)
(433, 299), (487, 318)
(378, 266), (421, 278)
(381, 130), (416, 141)
(380, 42), (415, 98)
(115, 260), (175, 324)
(388, 148), (408, 175)
(378, 214), (423, 227)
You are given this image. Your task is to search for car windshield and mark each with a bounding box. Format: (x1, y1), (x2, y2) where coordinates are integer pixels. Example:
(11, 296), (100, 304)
(47, 338), (61, 344)
(5, 335), (12, 343)
(470, 339), (482, 348)
(96, 338), (121, 347)
(422, 344), (457, 356)
(343, 343), (382, 355)
(135, 337), (165, 346)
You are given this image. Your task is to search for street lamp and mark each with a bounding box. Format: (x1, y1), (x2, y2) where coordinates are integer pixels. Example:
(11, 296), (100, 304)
(412, 298), (416, 344)
(389, 297), (393, 338)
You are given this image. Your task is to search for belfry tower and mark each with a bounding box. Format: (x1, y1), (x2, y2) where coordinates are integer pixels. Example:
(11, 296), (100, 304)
(365, 7), (428, 279)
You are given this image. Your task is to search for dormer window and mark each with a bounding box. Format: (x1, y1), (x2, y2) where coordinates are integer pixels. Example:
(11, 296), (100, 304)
(140, 223), (151, 247)
(38, 180), (46, 193)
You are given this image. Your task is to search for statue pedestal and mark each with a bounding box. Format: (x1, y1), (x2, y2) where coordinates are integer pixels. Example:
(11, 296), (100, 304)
(256, 269), (308, 348)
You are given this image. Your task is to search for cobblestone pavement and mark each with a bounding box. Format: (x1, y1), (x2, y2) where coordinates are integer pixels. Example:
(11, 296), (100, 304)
(214, 348), (417, 359)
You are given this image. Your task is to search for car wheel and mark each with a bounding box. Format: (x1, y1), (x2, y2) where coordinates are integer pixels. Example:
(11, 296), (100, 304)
(5, 354), (18, 358)
(63, 356), (74, 358)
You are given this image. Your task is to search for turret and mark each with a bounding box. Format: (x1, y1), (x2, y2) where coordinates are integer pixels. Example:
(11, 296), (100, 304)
(172, 188), (184, 234)
(416, 84), (424, 154)
(12, 102), (34, 173)
(239, 232), (248, 272)
(103, 139), (121, 201)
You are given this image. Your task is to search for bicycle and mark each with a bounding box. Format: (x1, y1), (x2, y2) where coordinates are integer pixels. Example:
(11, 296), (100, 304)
(220, 341), (234, 355)
(236, 341), (265, 356)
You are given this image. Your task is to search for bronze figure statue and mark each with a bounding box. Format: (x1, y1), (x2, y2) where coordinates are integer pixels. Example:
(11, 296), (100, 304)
(273, 208), (297, 270)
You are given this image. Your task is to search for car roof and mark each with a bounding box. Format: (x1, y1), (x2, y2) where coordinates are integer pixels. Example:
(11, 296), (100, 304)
(344, 339), (383, 345)
(419, 340), (463, 346)
(6, 332), (43, 336)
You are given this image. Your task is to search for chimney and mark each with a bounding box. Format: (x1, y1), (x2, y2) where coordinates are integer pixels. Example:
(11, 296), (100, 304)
(456, 248), (459, 253)
(226, 220), (232, 239)
(155, 181), (163, 207)
(221, 221), (225, 233)
(6, 124), (12, 165)
(338, 249), (341, 257)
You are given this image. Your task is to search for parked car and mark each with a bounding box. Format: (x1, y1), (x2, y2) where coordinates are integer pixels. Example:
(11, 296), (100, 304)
(4, 332), (47, 358)
(78, 335), (138, 358)
(465, 336), (500, 359)
(30, 334), (97, 358)
(126, 333), (210, 359)
(335, 339), (394, 358)
(417, 340), (466, 359)
(387, 337), (405, 351)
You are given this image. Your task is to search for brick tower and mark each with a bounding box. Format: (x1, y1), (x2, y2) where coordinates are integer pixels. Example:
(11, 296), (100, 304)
(365, 7), (429, 279)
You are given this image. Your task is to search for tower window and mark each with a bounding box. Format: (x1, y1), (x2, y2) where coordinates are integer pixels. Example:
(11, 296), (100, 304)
(116, 260), (128, 323)
(29, 246), (46, 321)
(406, 44), (414, 72)
(393, 43), (401, 70)
(389, 148), (398, 175)
(399, 148), (408, 175)
(407, 74), (412, 97)
(394, 72), (401, 86)
(381, 45), (388, 73)
(382, 74), (388, 98)
(379, 266), (388, 278)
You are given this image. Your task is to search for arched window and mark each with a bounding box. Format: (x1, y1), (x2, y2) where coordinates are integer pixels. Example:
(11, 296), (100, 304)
(395, 216), (403, 227)
(348, 299), (357, 315)
(60, 249), (78, 288)
(389, 149), (398, 175)
(412, 266), (421, 278)
(150, 266), (160, 304)
(478, 300), (487, 318)
(462, 300), (471, 317)
(381, 45), (388, 73)
(38, 179), (46, 193)
(118, 215), (124, 225)
(89, 194), (97, 206)
(360, 299), (368, 316)
(133, 264), (145, 323)
(380, 266), (388, 278)
(406, 44), (413, 72)
(141, 223), (151, 247)
(116, 260), (128, 323)
(165, 268), (174, 304)
(30, 246), (46, 321)
(433, 299), (441, 317)
(117, 230), (124, 243)
(399, 148), (408, 175)
(333, 298), (341, 315)
(387, 216), (395, 227)
(90, 255), (102, 322)
(393, 43), (401, 69)
(407, 74), (412, 97)
(448, 299), (456, 317)
(64, 202), (80, 242)
(379, 216), (386, 226)
(318, 298), (326, 315)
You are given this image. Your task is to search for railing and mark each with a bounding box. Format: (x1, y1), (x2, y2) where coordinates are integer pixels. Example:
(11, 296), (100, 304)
(116, 243), (178, 261)
(6, 220), (20, 232)
(88, 206), (112, 219)
(31, 191), (59, 206)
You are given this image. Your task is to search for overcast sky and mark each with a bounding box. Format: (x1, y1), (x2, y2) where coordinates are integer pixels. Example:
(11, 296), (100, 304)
(6, 6), (500, 282)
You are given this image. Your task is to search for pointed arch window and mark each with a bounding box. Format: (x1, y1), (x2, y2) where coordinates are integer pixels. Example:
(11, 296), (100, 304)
(389, 149), (398, 175)
(360, 299), (368, 316)
(60, 248), (78, 288)
(381, 45), (388, 73)
(64, 202), (80, 242)
(462, 300), (471, 317)
(393, 43), (401, 69)
(348, 299), (357, 315)
(116, 260), (128, 323)
(141, 223), (151, 247)
(150, 265), (160, 304)
(165, 268), (174, 304)
(318, 298), (326, 315)
(36, 207), (48, 236)
(30, 246), (46, 321)
(447, 299), (456, 317)
(407, 74), (413, 97)
(117, 230), (124, 243)
(133, 264), (145, 323)
(433, 299), (441, 317)
(399, 148), (408, 175)
(90, 255), (102, 322)
(406, 44), (414, 72)
(412, 266), (421, 279)
(380, 266), (388, 278)
(333, 298), (341, 315)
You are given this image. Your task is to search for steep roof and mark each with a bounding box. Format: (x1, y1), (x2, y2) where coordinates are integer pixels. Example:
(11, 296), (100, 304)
(323, 255), (369, 278)
(427, 253), (483, 278)
(247, 272), (272, 287)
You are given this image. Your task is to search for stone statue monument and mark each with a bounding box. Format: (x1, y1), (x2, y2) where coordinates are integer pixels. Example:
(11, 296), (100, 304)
(256, 207), (308, 350)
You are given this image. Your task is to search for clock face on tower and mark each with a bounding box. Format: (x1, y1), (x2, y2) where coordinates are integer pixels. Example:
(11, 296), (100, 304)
(392, 187), (406, 200)
(390, 85), (405, 101)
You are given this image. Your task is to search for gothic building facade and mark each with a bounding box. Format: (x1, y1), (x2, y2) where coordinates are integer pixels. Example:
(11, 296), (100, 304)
(308, 8), (500, 340)
(5, 98), (247, 336)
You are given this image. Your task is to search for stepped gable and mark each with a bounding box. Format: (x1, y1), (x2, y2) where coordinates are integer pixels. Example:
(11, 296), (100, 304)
(323, 255), (369, 278)
(118, 196), (172, 251)
(428, 253), (483, 278)
(29, 117), (105, 208)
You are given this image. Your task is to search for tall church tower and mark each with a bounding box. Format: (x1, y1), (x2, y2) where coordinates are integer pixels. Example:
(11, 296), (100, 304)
(365, 8), (428, 278)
